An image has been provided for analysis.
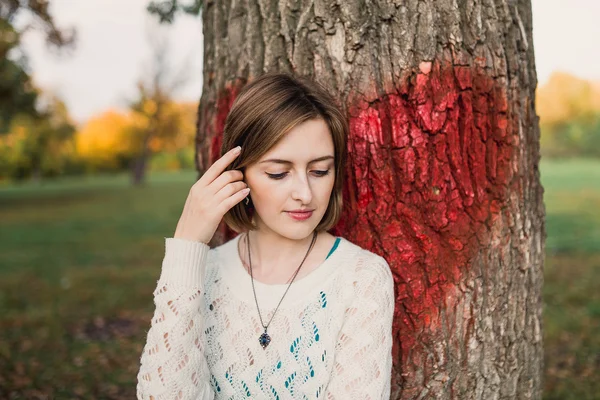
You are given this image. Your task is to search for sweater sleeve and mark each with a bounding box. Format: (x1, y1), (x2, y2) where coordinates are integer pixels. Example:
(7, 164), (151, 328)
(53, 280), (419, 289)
(136, 238), (215, 400)
(324, 254), (395, 400)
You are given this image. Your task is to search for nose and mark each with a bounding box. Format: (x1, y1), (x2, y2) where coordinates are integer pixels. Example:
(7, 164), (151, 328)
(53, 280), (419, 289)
(290, 171), (313, 205)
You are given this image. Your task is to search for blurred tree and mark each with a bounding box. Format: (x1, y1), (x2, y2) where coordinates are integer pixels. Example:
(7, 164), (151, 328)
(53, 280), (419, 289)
(145, 101), (196, 153)
(0, 0), (75, 48)
(537, 72), (600, 158)
(75, 100), (196, 175)
(537, 72), (599, 125)
(75, 110), (140, 172)
(0, 0), (77, 182)
(0, 17), (37, 131)
(0, 0), (75, 132)
(129, 94), (197, 177)
(128, 28), (194, 185)
(0, 94), (75, 181)
(146, 0), (202, 23)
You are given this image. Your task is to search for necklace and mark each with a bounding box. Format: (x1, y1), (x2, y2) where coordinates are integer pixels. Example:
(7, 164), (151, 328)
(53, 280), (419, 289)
(245, 230), (318, 349)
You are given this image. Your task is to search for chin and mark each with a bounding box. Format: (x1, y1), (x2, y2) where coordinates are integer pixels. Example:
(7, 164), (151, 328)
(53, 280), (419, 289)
(268, 220), (316, 240)
(285, 219), (324, 238)
(257, 210), (323, 239)
(272, 227), (312, 240)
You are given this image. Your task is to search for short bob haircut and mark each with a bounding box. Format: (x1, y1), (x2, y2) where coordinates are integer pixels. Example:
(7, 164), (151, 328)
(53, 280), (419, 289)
(221, 72), (349, 234)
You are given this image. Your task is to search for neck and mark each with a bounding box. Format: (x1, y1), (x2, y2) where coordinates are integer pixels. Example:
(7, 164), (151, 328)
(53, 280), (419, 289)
(242, 229), (317, 276)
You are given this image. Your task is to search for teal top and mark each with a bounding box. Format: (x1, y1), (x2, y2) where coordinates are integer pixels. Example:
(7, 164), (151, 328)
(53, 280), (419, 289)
(325, 237), (341, 260)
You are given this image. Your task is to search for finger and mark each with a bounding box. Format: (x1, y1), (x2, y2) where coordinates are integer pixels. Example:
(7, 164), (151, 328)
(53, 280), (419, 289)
(209, 169), (244, 195)
(200, 146), (242, 185)
(214, 181), (248, 204)
(218, 187), (250, 214)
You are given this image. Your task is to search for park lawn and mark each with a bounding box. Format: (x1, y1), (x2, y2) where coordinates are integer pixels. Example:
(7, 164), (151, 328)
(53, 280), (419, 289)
(539, 158), (600, 400)
(0, 160), (598, 399)
(0, 171), (197, 398)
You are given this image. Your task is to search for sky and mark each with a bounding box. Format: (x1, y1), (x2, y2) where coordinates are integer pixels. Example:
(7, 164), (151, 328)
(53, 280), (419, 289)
(18, 0), (204, 124)
(17, 0), (600, 125)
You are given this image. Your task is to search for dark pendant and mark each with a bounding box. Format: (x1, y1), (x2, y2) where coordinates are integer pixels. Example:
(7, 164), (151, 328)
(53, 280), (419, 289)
(259, 330), (271, 349)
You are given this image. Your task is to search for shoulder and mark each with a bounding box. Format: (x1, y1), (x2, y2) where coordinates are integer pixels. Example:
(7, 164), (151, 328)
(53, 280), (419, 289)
(204, 234), (244, 271)
(340, 237), (391, 271)
(338, 237), (394, 291)
(334, 238), (395, 321)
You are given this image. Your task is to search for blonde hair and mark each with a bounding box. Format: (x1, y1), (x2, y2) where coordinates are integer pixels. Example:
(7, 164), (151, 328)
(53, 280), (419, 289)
(220, 72), (348, 233)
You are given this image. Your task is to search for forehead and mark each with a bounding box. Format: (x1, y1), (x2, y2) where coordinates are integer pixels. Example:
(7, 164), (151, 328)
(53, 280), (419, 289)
(259, 118), (334, 162)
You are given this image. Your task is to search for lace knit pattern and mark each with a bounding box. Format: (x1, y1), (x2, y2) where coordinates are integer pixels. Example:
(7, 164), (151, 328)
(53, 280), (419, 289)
(136, 235), (395, 399)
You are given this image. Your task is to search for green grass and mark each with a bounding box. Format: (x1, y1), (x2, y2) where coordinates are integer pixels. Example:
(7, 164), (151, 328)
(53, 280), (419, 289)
(538, 158), (600, 399)
(0, 170), (198, 399)
(541, 158), (600, 254)
(0, 160), (599, 399)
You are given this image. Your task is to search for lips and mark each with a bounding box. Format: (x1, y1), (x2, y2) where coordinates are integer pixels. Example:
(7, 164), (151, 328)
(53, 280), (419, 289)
(287, 211), (313, 220)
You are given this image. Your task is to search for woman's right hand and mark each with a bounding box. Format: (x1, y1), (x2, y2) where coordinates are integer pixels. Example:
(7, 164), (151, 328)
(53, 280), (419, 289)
(173, 146), (249, 244)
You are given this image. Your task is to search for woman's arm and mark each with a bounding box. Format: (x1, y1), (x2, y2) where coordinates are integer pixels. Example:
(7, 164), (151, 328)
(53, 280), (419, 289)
(324, 254), (395, 400)
(136, 238), (214, 400)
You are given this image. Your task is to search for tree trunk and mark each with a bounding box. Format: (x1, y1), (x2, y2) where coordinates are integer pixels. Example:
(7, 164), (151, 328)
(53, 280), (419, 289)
(131, 131), (152, 186)
(131, 100), (163, 186)
(197, 0), (544, 398)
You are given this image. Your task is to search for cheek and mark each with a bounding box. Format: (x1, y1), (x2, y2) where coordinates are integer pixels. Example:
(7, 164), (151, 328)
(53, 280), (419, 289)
(249, 180), (286, 209)
(251, 177), (280, 194)
(315, 177), (336, 200)
(323, 172), (336, 189)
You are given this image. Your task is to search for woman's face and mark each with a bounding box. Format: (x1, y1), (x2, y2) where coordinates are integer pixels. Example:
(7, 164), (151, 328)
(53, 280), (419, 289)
(243, 118), (336, 240)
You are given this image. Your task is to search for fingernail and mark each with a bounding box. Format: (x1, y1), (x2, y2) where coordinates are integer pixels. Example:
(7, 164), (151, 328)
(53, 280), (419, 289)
(233, 146), (241, 153)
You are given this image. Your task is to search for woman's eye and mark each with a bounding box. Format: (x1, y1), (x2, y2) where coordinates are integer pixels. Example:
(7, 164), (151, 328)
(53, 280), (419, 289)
(266, 172), (287, 180)
(266, 170), (331, 180)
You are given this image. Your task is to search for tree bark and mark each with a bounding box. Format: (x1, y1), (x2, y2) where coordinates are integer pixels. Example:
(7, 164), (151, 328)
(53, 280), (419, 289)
(197, 0), (544, 398)
(131, 131), (152, 186)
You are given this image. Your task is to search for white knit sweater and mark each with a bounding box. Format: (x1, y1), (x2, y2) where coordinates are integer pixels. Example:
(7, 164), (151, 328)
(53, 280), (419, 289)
(136, 233), (395, 399)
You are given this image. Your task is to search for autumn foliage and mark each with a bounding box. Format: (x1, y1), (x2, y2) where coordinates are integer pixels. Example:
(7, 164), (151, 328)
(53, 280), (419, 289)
(0, 99), (197, 181)
(73, 100), (196, 173)
(537, 72), (600, 158)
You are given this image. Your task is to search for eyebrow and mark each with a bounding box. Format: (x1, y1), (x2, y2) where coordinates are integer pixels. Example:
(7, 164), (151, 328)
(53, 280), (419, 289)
(259, 155), (334, 165)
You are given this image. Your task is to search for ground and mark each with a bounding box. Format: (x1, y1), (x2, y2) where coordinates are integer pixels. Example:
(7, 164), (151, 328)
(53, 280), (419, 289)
(0, 160), (598, 399)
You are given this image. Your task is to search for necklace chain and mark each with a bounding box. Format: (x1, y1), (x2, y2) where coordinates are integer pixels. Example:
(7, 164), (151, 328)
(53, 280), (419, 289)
(245, 230), (318, 349)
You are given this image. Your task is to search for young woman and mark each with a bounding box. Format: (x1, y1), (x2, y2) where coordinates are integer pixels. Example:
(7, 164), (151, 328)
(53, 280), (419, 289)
(136, 72), (395, 399)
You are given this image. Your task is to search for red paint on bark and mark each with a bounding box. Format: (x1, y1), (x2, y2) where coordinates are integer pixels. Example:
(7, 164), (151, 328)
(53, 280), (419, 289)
(209, 81), (244, 161)
(330, 61), (516, 367)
